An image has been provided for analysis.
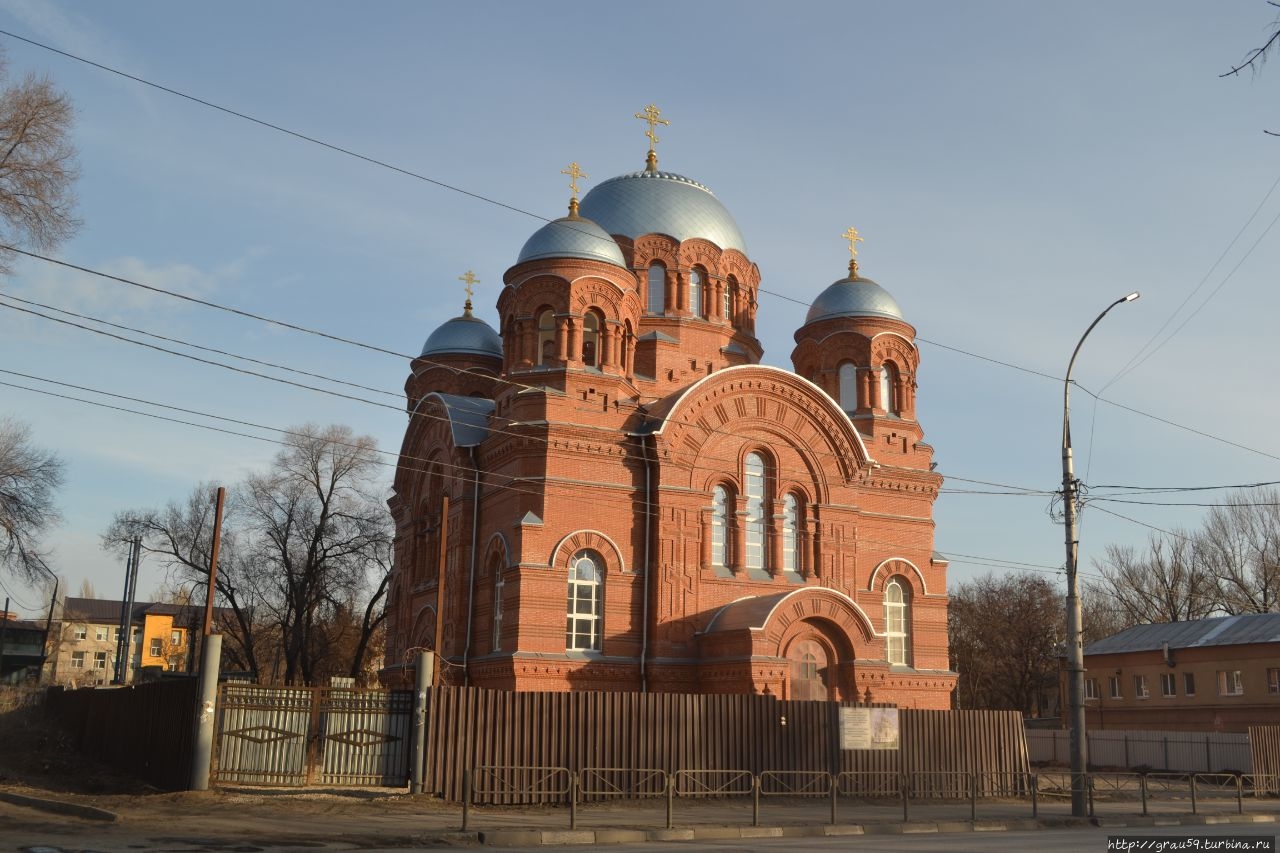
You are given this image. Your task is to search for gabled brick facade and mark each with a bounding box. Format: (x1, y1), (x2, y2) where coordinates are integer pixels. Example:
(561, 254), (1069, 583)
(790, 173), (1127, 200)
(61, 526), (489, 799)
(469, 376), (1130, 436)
(384, 148), (956, 708)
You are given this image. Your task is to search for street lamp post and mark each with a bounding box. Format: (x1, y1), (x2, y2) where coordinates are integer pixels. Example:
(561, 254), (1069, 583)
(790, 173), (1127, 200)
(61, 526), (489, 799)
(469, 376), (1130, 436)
(1062, 291), (1139, 817)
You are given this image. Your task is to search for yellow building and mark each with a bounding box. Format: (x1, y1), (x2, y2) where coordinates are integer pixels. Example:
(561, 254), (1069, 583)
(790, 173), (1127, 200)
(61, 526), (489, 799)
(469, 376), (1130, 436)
(47, 597), (222, 685)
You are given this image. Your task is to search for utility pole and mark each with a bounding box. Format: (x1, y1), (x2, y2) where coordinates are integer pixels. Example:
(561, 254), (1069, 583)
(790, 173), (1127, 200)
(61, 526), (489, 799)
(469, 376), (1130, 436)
(433, 495), (449, 687)
(201, 486), (226, 641)
(38, 575), (58, 685)
(113, 537), (140, 685)
(0, 597), (9, 682)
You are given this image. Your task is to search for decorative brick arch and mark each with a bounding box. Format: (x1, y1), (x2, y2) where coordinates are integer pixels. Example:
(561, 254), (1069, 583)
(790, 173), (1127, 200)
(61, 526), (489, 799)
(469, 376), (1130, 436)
(867, 557), (928, 595)
(757, 587), (878, 648)
(548, 529), (627, 574)
(410, 604), (437, 653)
(483, 531), (511, 572)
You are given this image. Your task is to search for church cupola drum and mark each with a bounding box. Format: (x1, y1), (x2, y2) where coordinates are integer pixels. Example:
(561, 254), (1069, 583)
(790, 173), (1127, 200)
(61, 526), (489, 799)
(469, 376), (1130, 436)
(384, 106), (955, 709)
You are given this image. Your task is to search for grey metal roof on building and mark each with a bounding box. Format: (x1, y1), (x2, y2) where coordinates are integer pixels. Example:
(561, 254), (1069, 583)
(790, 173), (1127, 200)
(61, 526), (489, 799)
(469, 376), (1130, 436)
(516, 215), (628, 267)
(804, 275), (905, 324)
(579, 169), (748, 253)
(62, 597), (228, 625)
(420, 311), (503, 359)
(1084, 612), (1280, 656)
(428, 393), (495, 448)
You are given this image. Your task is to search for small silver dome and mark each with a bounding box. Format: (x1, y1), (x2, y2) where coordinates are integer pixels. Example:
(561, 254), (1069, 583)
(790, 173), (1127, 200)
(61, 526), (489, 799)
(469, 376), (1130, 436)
(420, 309), (503, 359)
(805, 276), (905, 324)
(516, 214), (627, 267)
(580, 169), (747, 253)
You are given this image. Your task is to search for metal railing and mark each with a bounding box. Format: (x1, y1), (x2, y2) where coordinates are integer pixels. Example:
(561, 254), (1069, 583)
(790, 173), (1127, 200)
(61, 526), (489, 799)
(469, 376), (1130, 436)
(458, 766), (1280, 831)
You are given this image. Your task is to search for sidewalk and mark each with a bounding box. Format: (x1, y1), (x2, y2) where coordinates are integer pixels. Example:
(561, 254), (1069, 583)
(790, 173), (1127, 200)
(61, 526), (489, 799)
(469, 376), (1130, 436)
(2, 784), (1278, 849)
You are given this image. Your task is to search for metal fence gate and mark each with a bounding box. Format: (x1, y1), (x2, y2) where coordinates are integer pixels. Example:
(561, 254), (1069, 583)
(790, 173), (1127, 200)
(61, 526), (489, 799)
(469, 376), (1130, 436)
(214, 684), (413, 787)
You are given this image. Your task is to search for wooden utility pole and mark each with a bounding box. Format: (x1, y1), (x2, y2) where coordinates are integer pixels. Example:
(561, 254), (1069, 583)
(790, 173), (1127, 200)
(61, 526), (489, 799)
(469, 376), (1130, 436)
(202, 486), (226, 638)
(433, 495), (449, 687)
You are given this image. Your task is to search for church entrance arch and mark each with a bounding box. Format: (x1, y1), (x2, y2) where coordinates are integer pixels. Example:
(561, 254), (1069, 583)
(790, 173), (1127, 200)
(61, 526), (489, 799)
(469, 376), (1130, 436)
(785, 636), (831, 701)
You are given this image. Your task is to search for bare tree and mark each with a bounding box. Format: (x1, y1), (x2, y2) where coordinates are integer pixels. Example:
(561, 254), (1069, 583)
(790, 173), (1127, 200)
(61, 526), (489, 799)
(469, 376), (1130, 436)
(102, 424), (392, 685)
(1197, 489), (1280, 614)
(1222, 1), (1280, 134)
(949, 572), (1064, 716)
(1092, 532), (1219, 625)
(0, 49), (79, 272)
(103, 484), (266, 679)
(1080, 580), (1132, 645)
(240, 424), (391, 684)
(0, 417), (63, 581)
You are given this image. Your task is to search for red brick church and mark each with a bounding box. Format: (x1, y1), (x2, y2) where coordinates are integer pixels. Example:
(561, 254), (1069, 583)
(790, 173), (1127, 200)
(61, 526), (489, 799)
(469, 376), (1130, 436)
(383, 109), (956, 708)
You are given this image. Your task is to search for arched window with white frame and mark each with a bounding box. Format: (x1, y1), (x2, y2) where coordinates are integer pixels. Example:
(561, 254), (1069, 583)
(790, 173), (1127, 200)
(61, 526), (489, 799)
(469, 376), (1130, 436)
(566, 550), (603, 651)
(744, 452), (768, 572)
(838, 363), (857, 412)
(885, 576), (912, 666)
(689, 268), (704, 318)
(782, 493), (801, 574)
(711, 485), (731, 567)
(880, 362), (899, 415)
(647, 263), (666, 314)
(537, 309), (556, 366)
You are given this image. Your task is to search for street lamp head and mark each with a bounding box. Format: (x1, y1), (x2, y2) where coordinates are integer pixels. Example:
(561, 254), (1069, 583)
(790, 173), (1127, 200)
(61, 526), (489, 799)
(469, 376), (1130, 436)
(1123, 291), (1140, 302)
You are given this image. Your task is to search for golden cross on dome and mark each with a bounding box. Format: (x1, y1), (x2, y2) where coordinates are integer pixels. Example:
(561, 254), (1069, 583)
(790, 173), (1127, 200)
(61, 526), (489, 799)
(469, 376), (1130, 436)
(560, 162), (587, 200)
(634, 103), (670, 169)
(843, 227), (864, 277)
(458, 270), (479, 303)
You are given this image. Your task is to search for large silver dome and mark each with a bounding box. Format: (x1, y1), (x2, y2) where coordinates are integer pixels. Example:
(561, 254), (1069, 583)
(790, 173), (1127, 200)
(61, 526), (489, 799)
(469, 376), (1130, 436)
(420, 310), (503, 359)
(579, 169), (747, 253)
(516, 214), (627, 267)
(805, 276), (905, 324)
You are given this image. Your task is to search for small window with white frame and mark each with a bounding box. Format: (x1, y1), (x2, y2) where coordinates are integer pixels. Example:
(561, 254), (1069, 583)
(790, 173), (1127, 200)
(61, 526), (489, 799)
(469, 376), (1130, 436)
(1133, 674), (1150, 699)
(1108, 675), (1122, 699)
(70, 651), (85, 669)
(1160, 672), (1176, 697)
(1217, 670), (1244, 696)
(1268, 668), (1279, 695)
(1084, 677), (1099, 700)
(95, 626), (108, 641)
(92, 651), (107, 670)
(1184, 672), (1196, 695)
(73, 625), (87, 641)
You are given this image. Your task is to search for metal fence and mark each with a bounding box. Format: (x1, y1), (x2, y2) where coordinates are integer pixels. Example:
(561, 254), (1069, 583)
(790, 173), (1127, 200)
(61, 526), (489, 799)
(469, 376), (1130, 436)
(427, 686), (1030, 803)
(460, 766), (1280, 831)
(1026, 727), (1252, 773)
(43, 679), (198, 791)
(213, 684), (412, 787)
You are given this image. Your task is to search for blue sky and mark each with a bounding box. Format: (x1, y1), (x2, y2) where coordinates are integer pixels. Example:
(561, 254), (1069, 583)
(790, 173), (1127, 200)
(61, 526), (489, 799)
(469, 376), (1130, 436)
(0, 1), (1277, 616)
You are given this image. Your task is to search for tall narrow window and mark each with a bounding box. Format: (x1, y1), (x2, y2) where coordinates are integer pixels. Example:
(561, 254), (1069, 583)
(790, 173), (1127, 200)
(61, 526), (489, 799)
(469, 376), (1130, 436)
(744, 453), (766, 571)
(491, 570), (505, 652)
(724, 277), (736, 324)
(647, 264), (666, 314)
(782, 493), (800, 573)
(885, 577), (912, 666)
(880, 362), (899, 414)
(838, 363), (857, 412)
(537, 310), (556, 365)
(566, 550), (603, 651)
(689, 268), (704, 317)
(582, 312), (600, 367)
(711, 485), (730, 567)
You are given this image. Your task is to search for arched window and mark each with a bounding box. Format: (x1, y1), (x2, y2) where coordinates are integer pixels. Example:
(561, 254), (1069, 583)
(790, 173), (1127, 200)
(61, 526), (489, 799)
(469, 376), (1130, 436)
(744, 452), (767, 571)
(838, 363), (857, 412)
(566, 550), (603, 651)
(647, 264), (666, 314)
(782, 493), (801, 574)
(689, 268), (704, 318)
(491, 569), (505, 652)
(885, 576), (912, 666)
(582, 312), (600, 368)
(880, 362), (899, 415)
(711, 485), (731, 567)
(724, 276), (737, 324)
(537, 310), (556, 366)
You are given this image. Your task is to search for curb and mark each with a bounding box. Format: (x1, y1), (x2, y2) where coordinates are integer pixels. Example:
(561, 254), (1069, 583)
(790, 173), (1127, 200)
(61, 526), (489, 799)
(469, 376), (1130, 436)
(0, 790), (119, 822)
(476, 813), (1279, 847)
